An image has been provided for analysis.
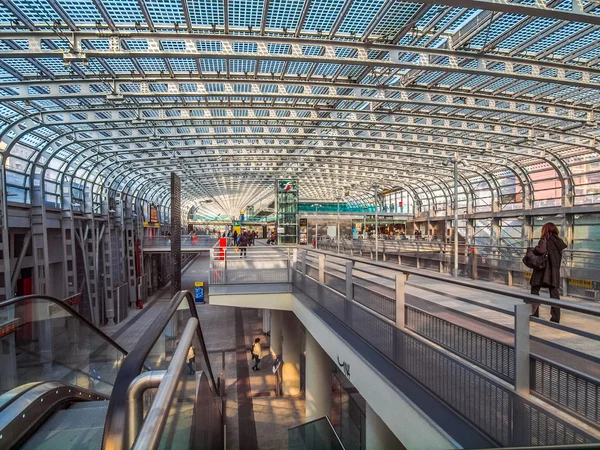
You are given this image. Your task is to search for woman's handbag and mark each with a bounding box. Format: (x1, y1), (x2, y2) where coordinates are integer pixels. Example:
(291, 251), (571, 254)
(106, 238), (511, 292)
(522, 247), (547, 270)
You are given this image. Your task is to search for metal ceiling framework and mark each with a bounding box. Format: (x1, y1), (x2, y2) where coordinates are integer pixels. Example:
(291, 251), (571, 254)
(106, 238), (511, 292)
(0, 0), (600, 220)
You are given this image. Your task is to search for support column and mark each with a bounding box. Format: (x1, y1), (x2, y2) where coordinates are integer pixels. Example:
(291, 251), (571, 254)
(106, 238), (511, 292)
(365, 403), (403, 450)
(305, 332), (332, 422)
(282, 311), (301, 396)
(262, 309), (271, 334)
(270, 310), (282, 358)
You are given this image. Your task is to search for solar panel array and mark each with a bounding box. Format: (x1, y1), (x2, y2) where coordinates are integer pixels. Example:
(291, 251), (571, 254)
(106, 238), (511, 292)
(0, 0), (599, 217)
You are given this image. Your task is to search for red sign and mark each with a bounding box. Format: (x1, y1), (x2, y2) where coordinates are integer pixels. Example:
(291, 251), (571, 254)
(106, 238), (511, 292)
(64, 294), (82, 306)
(0, 319), (18, 338)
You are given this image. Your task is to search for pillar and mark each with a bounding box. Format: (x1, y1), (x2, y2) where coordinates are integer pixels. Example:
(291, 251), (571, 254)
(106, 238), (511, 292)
(262, 309), (271, 334)
(365, 403), (403, 450)
(270, 310), (282, 359)
(305, 332), (332, 421)
(282, 311), (301, 396)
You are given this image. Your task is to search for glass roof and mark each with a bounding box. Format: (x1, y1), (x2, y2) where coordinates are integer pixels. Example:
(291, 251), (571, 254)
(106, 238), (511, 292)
(0, 0), (599, 217)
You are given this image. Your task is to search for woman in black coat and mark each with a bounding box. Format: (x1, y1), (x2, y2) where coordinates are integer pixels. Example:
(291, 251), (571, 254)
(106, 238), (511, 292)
(530, 222), (567, 323)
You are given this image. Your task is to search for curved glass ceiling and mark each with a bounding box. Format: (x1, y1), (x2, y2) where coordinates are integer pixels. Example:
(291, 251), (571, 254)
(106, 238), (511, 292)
(0, 0), (599, 217)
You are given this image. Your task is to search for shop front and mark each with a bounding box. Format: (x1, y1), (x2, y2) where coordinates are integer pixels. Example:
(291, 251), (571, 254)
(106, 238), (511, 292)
(352, 215), (406, 240)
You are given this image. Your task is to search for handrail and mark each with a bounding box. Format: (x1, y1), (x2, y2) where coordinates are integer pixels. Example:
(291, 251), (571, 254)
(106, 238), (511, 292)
(303, 248), (600, 317)
(102, 290), (218, 450)
(0, 294), (129, 356)
(131, 318), (197, 450)
(288, 416), (346, 449)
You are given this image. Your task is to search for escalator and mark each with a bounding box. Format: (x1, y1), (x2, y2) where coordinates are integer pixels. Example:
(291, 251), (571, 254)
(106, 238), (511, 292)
(0, 292), (223, 450)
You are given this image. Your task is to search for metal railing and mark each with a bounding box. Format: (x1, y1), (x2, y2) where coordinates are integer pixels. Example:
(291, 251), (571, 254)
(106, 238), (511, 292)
(300, 249), (600, 433)
(292, 251), (600, 446)
(316, 238), (600, 300)
(142, 235), (219, 248)
(209, 246), (294, 285)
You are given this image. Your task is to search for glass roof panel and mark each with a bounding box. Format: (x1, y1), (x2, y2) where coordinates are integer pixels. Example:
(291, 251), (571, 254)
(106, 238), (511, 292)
(304, 0), (346, 32)
(104, 0), (145, 24)
(189, 0), (224, 27)
(266, 0), (305, 30)
(56, 0), (102, 23)
(145, 0), (186, 25)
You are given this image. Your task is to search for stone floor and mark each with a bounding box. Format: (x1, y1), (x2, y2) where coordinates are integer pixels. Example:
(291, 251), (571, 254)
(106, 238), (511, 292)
(104, 252), (305, 450)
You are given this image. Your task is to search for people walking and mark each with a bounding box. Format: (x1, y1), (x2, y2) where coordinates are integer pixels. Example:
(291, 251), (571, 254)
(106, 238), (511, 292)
(238, 231), (249, 258)
(529, 222), (567, 323)
(251, 338), (262, 371)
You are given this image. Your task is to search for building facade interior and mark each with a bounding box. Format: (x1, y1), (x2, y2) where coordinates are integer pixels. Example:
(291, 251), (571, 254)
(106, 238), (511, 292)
(1, 0), (600, 449)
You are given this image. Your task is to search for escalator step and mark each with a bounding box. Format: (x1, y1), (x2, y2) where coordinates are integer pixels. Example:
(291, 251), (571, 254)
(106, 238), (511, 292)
(69, 400), (109, 410)
(22, 401), (108, 450)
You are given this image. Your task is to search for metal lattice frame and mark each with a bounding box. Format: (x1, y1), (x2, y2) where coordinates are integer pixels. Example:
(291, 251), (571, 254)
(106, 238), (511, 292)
(0, 0), (599, 218)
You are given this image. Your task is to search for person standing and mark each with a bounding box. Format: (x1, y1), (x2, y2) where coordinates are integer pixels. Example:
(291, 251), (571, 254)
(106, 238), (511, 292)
(251, 338), (262, 371)
(530, 222), (567, 323)
(187, 345), (196, 375)
(238, 231), (249, 258)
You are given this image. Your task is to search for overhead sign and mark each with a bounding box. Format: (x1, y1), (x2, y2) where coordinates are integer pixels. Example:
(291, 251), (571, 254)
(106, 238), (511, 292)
(150, 204), (159, 223)
(278, 179), (297, 192)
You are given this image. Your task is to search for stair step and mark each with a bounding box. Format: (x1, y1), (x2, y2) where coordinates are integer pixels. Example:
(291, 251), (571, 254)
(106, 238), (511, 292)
(22, 401), (108, 450)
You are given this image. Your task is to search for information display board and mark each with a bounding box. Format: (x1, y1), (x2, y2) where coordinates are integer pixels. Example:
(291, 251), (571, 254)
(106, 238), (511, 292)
(194, 281), (205, 304)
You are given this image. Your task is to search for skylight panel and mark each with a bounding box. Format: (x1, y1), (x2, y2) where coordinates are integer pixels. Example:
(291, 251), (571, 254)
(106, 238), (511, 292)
(189, 0), (224, 27)
(233, 42), (258, 53)
(314, 63), (341, 76)
(57, 0), (103, 23)
(2, 59), (38, 75)
(137, 58), (168, 73)
(36, 58), (70, 75)
(197, 41), (222, 52)
(526, 22), (586, 54)
(372, 2), (421, 37)
(230, 59), (256, 73)
(469, 14), (526, 47)
(267, 0), (304, 30)
(12, 0), (61, 23)
(338, 0), (385, 35)
(229, 0), (264, 28)
(304, 0), (345, 32)
(145, 0), (186, 25)
(169, 58), (197, 72)
(258, 60), (285, 74)
(105, 58), (138, 73)
(287, 62), (313, 75)
(104, 0), (145, 24)
(554, 29), (600, 57)
(0, 4), (17, 24)
(497, 17), (556, 50)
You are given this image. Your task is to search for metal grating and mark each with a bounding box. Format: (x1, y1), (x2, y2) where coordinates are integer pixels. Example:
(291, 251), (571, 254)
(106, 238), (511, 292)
(532, 356), (600, 427)
(405, 306), (515, 382)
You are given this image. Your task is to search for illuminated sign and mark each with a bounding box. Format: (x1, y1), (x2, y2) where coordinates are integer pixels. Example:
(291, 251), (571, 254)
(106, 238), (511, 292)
(150, 205), (159, 223)
(0, 319), (18, 338)
(278, 179), (297, 192)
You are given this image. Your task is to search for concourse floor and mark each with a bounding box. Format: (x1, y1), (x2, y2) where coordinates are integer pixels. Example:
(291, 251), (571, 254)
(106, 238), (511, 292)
(105, 251), (305, 450)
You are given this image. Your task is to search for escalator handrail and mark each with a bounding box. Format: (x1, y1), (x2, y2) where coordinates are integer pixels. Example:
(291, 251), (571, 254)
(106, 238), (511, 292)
(102, 290), (218, 450)
(0, 294), (129, 356)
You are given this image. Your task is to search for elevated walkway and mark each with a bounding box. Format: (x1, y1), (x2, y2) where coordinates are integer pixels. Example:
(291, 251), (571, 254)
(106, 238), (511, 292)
(209, 246), (600, 449)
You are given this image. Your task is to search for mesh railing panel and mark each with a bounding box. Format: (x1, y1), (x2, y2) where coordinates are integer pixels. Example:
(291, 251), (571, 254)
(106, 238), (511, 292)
(405, 306), (515, 382)
(532, 357), (600, 426)
(292, 270), (597, 447)
(210, 268), (289, 284)
(352, 282), (395, 321)
(325, 272), (346, 296)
